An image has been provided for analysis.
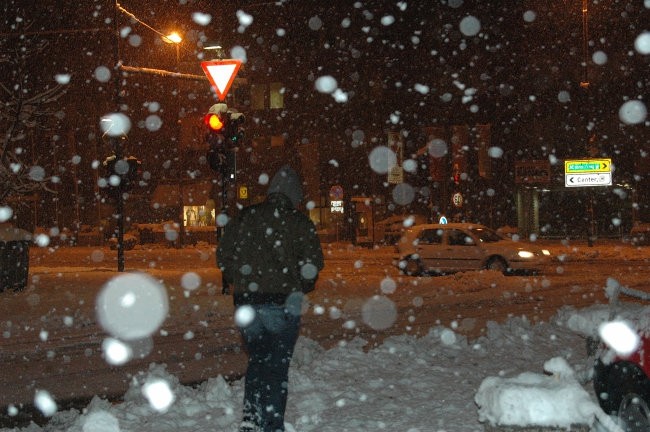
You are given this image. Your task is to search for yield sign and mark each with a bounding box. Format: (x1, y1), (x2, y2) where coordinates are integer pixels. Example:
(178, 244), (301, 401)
(201, 59), (242, 101)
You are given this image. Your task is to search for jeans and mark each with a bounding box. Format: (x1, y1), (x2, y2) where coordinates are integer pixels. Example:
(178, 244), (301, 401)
(239, 304), (301, 432)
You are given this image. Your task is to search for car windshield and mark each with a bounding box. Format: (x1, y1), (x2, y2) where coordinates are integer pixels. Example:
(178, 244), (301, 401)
(469, 227), (503, 243)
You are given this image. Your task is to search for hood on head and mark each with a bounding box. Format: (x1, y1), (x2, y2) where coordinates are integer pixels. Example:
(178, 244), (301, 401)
(268, 165), (303, 207)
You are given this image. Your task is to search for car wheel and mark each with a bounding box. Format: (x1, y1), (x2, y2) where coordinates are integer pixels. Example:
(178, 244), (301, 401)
(618, 393), (650, 432)
(594, 360), (650, 416)
(403, 257), (422, 276)
(486, 256), (508, 274)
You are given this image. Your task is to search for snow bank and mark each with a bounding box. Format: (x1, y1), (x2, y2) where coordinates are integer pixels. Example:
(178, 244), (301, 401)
(2, 304), (636, 432)
(475, 357), (599, 429)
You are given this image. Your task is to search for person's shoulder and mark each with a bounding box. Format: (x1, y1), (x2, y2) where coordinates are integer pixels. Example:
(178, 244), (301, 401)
(293, 211), (317, 227)
(238, 201), (266, 216)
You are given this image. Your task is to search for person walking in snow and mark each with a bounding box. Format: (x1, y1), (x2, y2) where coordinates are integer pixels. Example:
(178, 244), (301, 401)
(217, 165), (324, 432)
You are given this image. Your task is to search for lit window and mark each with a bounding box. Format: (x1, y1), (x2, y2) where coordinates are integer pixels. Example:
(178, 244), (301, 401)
(251, 84), (265, 110)
(270, 82), (284, 109)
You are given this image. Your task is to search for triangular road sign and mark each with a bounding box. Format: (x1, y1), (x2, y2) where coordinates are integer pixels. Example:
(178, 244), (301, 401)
(201, 59), (242, 101)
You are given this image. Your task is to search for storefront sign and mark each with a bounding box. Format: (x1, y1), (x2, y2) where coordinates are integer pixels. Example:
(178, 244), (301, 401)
(515, 160), (550, 184)
(330, 200), (344, 213)
(388, 166), (403, 184)
(239, 185), (248, 199)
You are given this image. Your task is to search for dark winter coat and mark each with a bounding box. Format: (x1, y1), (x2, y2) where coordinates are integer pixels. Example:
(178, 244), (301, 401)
(217, 191), (324, 307)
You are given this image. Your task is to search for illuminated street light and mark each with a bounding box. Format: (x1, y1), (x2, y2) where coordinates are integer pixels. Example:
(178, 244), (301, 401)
(162, 31), (182, 44)
(162, 31), (182, 63)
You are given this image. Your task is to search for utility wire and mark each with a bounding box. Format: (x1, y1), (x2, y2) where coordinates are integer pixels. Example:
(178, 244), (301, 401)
(116, 2), (195, 57)
(1, 3), (196, 60)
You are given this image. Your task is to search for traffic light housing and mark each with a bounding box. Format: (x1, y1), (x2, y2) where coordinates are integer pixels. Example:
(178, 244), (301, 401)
(103, 155), (141, 199)
(204, 103), (244, 174)
(227, 112), (245, 145)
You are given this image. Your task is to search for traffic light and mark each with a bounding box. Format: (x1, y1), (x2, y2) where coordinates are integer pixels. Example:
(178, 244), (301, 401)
(204, 112), (226, 134)
(227, 112), (245, 145)
(452, 162), (461, 184)
(205, 103), (229, 172)
(204, 103), (244, 174)
(103, 155), (141, 198)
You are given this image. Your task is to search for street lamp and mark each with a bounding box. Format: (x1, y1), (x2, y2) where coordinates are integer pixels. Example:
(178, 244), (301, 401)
(162, 31), (182, 63)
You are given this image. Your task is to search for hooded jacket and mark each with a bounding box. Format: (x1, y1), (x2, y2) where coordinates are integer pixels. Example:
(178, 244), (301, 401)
(217, 166), (324, 306)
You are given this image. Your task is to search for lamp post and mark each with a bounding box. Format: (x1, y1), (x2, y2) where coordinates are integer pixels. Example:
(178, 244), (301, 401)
(578, 0), (597, 246)
(163, 31), (186, 247)
(112, 0), (126, 271)
(580, 0), (590, 90)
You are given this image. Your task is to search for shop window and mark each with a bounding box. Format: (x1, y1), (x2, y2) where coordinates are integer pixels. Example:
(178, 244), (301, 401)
(249, 82), (285, 110)
(183, 205), (212, 227)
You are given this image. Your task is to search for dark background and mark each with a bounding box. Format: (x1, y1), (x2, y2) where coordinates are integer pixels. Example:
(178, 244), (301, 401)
(1, 0), (648, 238)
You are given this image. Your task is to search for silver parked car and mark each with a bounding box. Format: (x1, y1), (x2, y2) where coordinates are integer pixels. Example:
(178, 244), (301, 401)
(396, 223), (551, 276)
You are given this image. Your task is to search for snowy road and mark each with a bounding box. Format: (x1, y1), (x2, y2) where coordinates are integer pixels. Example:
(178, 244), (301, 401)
(1, 239), (648, 427)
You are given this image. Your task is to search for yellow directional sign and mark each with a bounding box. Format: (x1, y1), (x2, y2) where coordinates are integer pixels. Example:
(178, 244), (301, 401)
(239, 185), (248, 199)
(564, 158), (611, 174)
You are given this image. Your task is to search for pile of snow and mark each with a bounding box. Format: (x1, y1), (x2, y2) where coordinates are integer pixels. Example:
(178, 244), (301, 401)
(476, 357), (599, 429)
(2, 304), (635, 432)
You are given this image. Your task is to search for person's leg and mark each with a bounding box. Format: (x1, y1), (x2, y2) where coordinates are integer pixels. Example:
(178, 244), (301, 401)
(257, 307), (301, 432)
(240, 312), (266, 429)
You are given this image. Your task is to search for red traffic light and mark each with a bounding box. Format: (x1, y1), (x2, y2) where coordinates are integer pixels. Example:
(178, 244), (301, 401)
(204, 113), (225, 132)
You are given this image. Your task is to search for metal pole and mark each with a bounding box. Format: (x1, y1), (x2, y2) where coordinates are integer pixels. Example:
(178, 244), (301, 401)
(581, 0), (590, 86)
(113, 0), (125, 271)
(176, 61), (184, 249)
(581, 0), (595, 247)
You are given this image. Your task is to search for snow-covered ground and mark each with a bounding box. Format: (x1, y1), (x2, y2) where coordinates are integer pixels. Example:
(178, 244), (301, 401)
(2, 302), (640, 432)
(1, 240), (649, 432)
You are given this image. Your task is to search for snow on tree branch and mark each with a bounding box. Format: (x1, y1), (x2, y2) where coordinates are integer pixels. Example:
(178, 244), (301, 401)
(0, 23), (66, 205)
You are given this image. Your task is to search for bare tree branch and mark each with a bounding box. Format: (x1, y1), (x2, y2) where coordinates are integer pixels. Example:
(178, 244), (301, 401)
(0, 21), (66, 205)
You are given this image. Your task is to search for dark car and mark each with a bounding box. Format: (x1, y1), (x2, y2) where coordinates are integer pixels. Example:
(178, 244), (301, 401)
(630, 223), (650, 246)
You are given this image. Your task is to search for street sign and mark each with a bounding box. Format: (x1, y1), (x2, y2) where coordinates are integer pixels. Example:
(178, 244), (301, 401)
(329, 185), (344, 200)
(564, 158), (612, 187)
(564, 158), (611, 173)
(201, 59), (242, 101)
(452, 192), (463, 208)
(565, 172), (612, 187)
(388, 166), (403, 184)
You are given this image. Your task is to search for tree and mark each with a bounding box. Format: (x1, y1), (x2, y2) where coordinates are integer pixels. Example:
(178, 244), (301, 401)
(0, 24), (66, 207)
